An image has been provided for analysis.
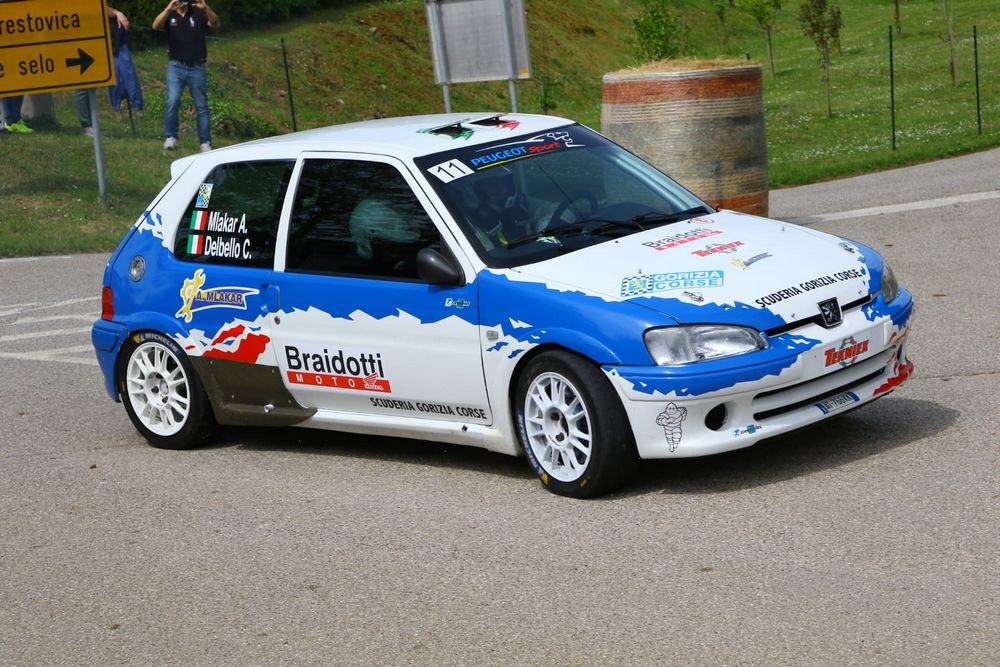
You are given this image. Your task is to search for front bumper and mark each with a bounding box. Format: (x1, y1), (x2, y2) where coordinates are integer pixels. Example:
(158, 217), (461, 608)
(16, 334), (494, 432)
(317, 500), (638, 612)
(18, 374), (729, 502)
(608, 294), (914, 459)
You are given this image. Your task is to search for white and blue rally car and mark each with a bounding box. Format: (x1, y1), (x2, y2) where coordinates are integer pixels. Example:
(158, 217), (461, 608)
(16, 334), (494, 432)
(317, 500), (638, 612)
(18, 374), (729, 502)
(92, 113), (914, 497)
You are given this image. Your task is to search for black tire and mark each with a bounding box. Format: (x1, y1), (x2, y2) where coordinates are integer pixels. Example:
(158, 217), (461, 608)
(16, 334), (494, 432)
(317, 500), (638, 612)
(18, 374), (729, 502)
(117, 332), (218, 450)
(514, 350), (638, 498)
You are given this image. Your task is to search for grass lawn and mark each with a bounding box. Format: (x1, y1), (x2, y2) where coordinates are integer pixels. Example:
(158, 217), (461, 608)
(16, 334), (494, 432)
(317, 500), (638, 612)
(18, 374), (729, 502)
(2, 0), (1000, 257)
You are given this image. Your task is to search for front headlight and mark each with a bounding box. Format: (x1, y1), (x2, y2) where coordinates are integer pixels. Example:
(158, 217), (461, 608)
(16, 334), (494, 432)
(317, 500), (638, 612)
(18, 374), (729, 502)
(881, 261), (900, 303)
(644, 325), (768, 366)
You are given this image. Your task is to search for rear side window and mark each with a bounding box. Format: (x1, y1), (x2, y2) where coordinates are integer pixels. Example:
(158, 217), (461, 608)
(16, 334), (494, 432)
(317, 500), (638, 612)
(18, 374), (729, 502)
(174, 160), (294, 268)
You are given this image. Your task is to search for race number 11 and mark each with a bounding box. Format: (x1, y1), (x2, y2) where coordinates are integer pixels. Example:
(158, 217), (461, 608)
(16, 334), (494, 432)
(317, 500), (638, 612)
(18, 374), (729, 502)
(429, 159), (474, 183)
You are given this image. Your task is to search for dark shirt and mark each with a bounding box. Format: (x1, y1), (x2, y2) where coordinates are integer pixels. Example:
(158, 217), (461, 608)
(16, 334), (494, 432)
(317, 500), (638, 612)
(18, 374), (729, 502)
(165, 8), (210, 65)
(109, 18), (129, 56)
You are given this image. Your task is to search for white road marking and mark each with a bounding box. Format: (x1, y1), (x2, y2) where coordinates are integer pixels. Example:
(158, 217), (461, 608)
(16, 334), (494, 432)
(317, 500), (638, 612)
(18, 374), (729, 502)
(0, 326), (93, 343)
(788, 189), (1000, 223)
(0, 304), (39, 316)
(0, 348), (98, 366)
(14, 314), (95, 325)
(0, 256), (72, 264)
(0, 297), (96, 317)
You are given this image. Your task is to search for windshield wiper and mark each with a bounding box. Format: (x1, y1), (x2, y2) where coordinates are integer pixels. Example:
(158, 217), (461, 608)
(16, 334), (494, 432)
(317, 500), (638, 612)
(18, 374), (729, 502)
(504, 219), (645, 249)
(631, 205), (712, 226)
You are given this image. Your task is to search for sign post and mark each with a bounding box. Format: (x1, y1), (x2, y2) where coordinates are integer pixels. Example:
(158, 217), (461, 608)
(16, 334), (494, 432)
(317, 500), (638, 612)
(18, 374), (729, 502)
(425, 0), (531, 114)
(0, 0), (117, 198)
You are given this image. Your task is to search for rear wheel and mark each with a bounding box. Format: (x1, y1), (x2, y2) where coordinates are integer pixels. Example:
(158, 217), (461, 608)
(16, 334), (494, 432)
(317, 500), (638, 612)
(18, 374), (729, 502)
(515, 350), (637, 498)
(118, 332), (217, 449)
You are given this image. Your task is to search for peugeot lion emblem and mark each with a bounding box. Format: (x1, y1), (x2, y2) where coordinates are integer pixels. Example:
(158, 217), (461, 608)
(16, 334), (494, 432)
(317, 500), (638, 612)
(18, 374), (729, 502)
(818, 298), (843, 328)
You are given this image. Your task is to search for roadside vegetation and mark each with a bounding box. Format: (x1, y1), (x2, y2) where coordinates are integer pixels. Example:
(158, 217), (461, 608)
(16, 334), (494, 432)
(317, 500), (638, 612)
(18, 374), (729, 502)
(3, 0), (1000, 257)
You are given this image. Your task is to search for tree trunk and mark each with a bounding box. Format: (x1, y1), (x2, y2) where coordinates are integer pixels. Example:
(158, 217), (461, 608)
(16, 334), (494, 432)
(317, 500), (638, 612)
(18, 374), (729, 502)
(765, 25), (775, 78)
(823, 53), (832, 118)
(947, 14), (958, 86)
(895, 0), (902, 36)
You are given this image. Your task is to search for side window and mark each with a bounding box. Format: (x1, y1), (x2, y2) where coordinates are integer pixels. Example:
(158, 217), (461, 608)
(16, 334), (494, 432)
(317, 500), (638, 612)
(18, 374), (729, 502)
(174, 160), (294, 268)
(286, 159), (441, 280)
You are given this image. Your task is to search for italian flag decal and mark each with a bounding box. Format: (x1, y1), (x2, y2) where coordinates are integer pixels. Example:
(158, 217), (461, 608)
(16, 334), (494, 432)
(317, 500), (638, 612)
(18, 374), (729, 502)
(188, 211), (208, 254)
(190, 210), (208, 230)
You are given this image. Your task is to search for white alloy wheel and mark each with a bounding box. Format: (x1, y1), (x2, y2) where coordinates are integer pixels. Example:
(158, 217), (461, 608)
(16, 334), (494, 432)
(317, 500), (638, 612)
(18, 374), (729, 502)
(523, 371), (593, 483)
(125, 340), (192, 437)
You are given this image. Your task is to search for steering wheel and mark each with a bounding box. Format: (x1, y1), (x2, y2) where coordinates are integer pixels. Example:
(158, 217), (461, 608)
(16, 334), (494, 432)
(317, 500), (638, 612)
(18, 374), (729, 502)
(548, 192), (599, 228)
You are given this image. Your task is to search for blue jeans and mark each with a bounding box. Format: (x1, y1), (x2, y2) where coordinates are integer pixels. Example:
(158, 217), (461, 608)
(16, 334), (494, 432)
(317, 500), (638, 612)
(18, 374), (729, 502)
(164, 61), (211, 144)
(2, 96), (23, 124)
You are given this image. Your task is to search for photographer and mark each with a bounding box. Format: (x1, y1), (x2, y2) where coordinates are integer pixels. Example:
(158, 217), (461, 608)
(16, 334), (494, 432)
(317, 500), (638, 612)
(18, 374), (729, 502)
(153, 0), (220, 152)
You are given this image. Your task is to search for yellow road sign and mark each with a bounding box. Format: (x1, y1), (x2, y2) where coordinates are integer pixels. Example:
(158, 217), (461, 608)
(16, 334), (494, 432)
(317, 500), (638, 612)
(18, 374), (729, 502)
(0, 0), (115, 96)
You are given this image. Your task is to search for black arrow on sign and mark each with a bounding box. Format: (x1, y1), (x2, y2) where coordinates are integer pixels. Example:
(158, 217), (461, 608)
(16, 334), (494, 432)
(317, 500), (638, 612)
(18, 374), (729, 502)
(65, 49), (95, 75)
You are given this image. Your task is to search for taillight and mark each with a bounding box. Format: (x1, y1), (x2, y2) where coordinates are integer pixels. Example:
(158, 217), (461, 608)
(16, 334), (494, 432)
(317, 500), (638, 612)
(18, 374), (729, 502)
(101, 286), (114, 321)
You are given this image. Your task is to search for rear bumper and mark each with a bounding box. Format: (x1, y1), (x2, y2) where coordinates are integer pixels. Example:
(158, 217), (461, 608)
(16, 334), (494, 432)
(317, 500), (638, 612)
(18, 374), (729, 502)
(91, 320), (127, 401)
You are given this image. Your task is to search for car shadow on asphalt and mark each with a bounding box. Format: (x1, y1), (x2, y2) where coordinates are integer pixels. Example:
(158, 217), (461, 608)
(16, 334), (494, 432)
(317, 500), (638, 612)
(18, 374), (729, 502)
(206, 395), (957, 496)
(627, 396), (959, 497)
(213, 425), (532, 481)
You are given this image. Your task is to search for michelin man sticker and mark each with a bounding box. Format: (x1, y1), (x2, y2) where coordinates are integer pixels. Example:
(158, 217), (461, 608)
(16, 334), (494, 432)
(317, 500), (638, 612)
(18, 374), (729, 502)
(656, 402), (688, 452)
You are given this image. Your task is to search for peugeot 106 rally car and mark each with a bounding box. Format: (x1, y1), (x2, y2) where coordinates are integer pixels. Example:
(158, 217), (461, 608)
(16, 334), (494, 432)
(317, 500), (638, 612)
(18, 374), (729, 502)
(92, 113), (914, 497)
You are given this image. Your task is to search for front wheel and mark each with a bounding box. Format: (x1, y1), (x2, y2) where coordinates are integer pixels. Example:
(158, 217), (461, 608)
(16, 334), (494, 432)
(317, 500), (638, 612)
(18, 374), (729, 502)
(515, 351), (637, 498)
(118, 332), (217, 450)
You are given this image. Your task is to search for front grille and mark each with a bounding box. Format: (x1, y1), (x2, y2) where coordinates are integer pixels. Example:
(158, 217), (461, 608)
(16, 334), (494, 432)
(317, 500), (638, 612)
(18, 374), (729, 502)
(751, 349), (890, 421)
(764, 294), (874, 337)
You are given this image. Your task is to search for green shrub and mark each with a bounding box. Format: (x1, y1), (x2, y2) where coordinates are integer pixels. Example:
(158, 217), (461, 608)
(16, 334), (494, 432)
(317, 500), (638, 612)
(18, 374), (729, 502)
(631, 0), (686, 62)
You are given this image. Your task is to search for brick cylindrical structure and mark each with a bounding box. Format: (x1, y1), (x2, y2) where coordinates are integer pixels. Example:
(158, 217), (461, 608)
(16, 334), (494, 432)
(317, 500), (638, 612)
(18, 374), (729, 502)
(601, 63), (768, 216)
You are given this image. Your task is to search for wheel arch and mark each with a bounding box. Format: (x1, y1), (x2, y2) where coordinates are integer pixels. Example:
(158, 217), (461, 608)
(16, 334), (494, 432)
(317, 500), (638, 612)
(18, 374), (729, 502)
(114, 328), (192, 398)
(507, 342), (640, 496)
(503, 337), (628, 446)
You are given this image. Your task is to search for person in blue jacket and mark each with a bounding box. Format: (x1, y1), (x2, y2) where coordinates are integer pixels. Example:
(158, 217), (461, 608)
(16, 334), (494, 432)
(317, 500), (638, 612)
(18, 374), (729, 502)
(75, 5), (131, 136)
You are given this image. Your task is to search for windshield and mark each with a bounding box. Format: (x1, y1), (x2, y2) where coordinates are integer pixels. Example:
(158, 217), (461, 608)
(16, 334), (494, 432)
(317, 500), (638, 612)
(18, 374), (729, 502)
(414, 123), (711, 268)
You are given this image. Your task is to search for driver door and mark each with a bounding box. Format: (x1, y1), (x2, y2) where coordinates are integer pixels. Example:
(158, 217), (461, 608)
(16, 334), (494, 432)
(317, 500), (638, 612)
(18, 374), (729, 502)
(265, 154), (493, 425)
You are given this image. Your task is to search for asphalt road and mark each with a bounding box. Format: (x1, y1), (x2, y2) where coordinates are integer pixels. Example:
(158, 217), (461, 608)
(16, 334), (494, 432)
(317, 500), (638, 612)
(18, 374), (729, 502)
(1, 150), (998, 665)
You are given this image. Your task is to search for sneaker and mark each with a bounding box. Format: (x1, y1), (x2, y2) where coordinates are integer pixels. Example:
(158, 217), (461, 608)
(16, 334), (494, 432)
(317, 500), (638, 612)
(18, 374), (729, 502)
(82, 126), (94, 137)
(5, 120), (33, 134)
(199, 141), (212, 153)
(163, 136), (177, 150)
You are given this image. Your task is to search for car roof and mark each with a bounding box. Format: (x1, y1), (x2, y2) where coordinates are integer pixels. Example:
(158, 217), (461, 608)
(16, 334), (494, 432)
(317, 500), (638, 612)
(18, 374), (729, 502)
(171, 113), (575, 176)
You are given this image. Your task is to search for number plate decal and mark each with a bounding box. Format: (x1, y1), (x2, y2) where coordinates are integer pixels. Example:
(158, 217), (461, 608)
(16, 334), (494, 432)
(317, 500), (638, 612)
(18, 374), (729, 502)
(816, 391), (861, 415)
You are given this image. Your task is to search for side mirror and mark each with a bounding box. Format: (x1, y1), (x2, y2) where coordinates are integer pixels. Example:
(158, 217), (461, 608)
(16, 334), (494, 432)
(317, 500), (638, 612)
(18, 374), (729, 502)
(416, 247), (464, 286)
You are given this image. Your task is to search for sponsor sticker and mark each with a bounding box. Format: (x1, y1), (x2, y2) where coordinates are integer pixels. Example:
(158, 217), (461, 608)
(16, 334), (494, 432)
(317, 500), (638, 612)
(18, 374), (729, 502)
(733, 424), (763, 437)
(642, 227), (721, 251)
(196, 183), (214, 209)
(620, 270), (724, 297)
(692, 240), (744, 257)
(732, 252), (772, 270)
(175, 269), (260, 323)
(469, 131), (582, 171)
(656, 402), (687, 452)
(369, 397), (488, 420)
(824, 336), (870, 368)
(284, 345), (391, 393)
(754, 268), (866, 309)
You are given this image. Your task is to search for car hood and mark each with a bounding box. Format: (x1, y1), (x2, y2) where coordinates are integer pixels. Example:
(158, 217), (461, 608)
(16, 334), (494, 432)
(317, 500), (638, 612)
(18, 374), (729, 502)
(509, 210), (875, 330)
